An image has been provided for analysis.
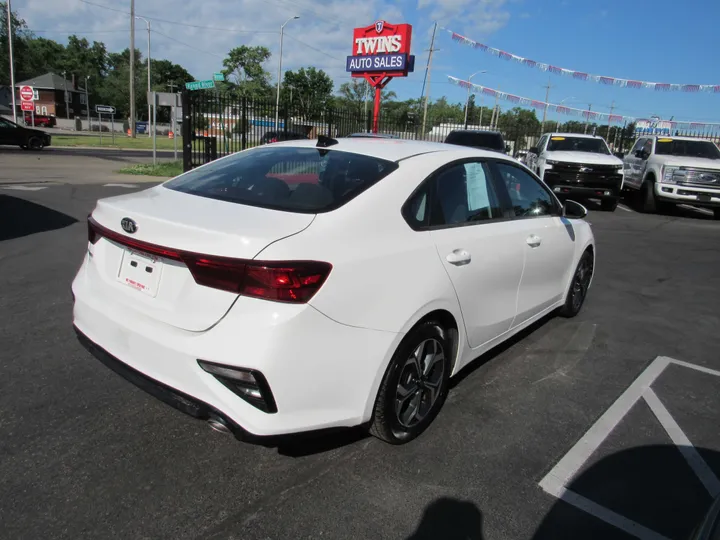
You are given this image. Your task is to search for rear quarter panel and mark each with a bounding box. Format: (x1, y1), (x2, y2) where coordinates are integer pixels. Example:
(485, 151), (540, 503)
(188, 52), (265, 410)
(254, 150), (478, 336)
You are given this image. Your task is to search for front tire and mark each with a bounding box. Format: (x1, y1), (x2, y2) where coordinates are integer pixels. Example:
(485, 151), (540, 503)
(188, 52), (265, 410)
(369, 321), (451, 444)
(558, 250), (594, 318)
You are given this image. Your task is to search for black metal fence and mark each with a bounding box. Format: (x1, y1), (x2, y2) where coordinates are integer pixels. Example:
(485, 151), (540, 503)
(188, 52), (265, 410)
(181, 89), (720, 171)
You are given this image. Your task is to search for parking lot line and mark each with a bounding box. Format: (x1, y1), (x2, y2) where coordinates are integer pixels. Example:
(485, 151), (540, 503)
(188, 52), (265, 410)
(103, 183), (139, 188)
(643, 388), (720, 498)
(539, 357), (670, 495)
(1, 185), (48, 191)
(617, 204), (634, 212)
(678, 204), (714, 216)
(539, 356), (720, 539)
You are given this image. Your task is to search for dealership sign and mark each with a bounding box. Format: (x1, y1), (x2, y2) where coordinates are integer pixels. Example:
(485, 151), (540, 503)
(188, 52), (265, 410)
(635, 117), (673, 136)
(347, 21), (414, 77)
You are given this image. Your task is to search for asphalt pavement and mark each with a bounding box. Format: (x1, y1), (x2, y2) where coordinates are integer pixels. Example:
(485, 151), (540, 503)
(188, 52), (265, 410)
(1, 184), (719, 540)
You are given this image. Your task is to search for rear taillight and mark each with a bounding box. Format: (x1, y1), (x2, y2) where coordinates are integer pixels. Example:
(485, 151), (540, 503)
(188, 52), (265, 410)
(87, 217), (331, 303)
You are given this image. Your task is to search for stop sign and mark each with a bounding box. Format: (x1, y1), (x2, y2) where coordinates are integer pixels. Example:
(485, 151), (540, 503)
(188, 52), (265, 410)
(20, 86), (34, 101)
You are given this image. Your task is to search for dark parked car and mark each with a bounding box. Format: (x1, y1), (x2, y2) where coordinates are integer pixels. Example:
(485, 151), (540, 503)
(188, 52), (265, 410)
(444, 130), (508, 153)
(0, 117), (51, 150)
(261, 131), (308, 144)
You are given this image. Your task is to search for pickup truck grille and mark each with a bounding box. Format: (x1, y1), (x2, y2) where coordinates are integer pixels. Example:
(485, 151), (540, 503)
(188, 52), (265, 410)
(545, 162), (622, 185)
(678, 168), (720, 187)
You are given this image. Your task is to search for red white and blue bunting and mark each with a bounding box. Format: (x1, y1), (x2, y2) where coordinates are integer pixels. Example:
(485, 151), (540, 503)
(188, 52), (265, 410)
(447, 76), (720, 130)
(443, 28), (720, 93)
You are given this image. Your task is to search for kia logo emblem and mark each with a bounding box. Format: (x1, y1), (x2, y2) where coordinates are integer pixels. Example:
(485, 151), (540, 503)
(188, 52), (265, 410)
(121, 218), (138, 234)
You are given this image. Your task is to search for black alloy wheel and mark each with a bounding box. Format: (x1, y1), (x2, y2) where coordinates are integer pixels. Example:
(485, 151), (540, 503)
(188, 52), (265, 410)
(559, 250), (594, 318)
(370, 321), (451, 444)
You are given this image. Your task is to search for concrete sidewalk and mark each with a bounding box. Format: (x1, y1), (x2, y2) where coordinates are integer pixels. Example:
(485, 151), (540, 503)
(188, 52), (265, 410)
(0, 147), (172, 185)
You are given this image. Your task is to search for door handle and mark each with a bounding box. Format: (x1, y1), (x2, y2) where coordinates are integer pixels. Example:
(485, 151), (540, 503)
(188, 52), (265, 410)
(526, 234), (542, 248)
(446, 249), (471, 266)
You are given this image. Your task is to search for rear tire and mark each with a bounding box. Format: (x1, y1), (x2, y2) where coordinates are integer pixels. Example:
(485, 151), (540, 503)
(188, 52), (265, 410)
(558, 250), (594, 318)
(601, 198), (618, 212)
(369, 321), (451, 444)
(27, 136), (44, 151)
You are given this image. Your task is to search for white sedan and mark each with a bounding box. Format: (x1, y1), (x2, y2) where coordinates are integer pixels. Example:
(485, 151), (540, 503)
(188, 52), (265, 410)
(72, 137), (595, 445)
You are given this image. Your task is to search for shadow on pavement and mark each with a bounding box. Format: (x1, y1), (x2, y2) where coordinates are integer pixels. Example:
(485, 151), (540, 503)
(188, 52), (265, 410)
(275, 426), (369, 457)
(533, 445), (720, 540)
(0, 194), (78, 241)
(406, 497), (484, 540)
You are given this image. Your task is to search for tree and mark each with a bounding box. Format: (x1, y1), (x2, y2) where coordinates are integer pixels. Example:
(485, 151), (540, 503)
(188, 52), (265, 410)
(0, 2), (35, 82)
(221, 45), (272, 98)
(336, 79), (396, 116)
(281, 67), (333, 118)
(62, 35), (107, 83)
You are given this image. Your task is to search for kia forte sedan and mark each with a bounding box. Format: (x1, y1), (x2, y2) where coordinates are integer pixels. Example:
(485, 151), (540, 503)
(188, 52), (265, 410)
(72, 137), (595, 445)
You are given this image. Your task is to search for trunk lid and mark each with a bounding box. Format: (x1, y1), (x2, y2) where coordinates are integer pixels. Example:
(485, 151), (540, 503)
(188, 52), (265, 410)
(86, 186), (314, 331)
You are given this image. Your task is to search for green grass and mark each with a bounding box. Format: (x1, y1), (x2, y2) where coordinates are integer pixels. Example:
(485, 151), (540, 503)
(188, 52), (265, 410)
(117, 161), (183, 177)
(52, 134), (182, 150)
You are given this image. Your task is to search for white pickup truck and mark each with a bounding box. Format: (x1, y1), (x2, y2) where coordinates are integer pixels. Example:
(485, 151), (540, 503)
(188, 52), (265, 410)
(526, 133), (624, 211)
(623, 136), (720, 219)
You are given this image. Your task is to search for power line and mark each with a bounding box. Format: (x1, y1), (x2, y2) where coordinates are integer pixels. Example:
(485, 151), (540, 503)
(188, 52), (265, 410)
(28, 29), (127, 34)
(78, 0), (277, 33)
(284, 33), (343, 61)
(152, 29), (225, 59)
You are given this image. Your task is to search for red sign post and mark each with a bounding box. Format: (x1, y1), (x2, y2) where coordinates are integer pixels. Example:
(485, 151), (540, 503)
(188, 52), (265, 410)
(346, 21), (414, 133)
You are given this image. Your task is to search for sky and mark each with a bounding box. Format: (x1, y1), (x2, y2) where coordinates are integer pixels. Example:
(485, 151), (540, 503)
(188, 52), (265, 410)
(15, 0), (720, 125)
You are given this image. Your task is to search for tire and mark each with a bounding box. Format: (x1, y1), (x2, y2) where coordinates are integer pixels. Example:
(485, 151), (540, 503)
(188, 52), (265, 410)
(558, 250), (594, 318)
(640, 179), (671, 214)
(369, 321), (451, 444)
(601, 198), (618, 212)
(27, 136), (44, 150)
(714, 208), (720, 221)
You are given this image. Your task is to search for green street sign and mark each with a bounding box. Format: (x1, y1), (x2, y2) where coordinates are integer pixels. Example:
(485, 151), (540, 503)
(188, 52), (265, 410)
(185, 80), (216, 91)
(213, 72), (225, 82)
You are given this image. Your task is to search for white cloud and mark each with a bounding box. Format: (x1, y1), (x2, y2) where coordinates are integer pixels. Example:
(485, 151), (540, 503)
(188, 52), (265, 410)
(18, 0), (509, 95)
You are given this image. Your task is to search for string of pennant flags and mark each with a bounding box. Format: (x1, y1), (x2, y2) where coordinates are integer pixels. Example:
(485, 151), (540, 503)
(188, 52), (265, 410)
(447, 76), (720, 129)
(442, 27), (720, 93)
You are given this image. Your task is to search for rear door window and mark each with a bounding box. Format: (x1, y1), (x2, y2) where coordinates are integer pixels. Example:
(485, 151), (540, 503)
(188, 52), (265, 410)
(446, 132), (505, 152)
(165, 147), (398, 213)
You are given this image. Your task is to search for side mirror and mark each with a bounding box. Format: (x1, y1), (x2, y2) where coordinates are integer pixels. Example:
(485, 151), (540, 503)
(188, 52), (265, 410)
(635, 149), (648, 160)
(563, 199), (588, 219)
(529, 146), (538, 154)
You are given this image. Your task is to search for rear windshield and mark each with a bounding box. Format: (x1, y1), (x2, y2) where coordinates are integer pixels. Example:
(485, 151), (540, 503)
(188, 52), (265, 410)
(164, 146), (398, 213)
(655, 139), (720, 159)
(445, 132), (505, 151)
(547, 136), (610, 154)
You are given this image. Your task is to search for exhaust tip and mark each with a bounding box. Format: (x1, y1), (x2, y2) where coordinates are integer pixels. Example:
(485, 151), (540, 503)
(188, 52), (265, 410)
(207, 417), (232, 435)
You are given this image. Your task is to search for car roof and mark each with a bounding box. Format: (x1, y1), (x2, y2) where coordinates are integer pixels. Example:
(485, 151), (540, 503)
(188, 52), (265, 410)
(645, 135), (712, 142)
(448, 129), (503, 135)
(348, 132), (399, 138)
(267, 138), (501, 162)
(545, 132), (603, 139)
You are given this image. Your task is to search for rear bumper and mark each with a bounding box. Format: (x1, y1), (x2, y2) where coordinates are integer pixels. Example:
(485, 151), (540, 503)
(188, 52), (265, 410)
(72, 257), (399, 438)
(655, 183), (720, 208)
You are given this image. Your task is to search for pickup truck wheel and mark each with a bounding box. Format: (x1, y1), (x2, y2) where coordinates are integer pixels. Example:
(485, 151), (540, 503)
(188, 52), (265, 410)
(601, 199), (618, 212)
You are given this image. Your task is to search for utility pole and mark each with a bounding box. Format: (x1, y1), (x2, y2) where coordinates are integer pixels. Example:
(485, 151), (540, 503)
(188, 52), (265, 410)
(540, 78), (551, 134)
(491, 86), (500, 129)
(606, 100), (615, 146)
(129, 0), (136, 138)
(6, 0), (17, 123)
(421, 22), (438, 139)
(135, 16), (151, 137)
(62, 71), (69, 119)
(584, 104), (592, 134)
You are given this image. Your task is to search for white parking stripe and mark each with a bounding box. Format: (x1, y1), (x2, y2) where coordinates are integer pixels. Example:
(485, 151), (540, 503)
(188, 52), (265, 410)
(678, 204), (714, 216)
(1, 185), (48, 191)
(539, 356), (720, 539)
(538, 356), (670, 495)
(617, 204), (633, 212)
(103, 183), (139, 188)
(551, 488), (671, 540)
(643, 388), (720, 498)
